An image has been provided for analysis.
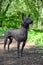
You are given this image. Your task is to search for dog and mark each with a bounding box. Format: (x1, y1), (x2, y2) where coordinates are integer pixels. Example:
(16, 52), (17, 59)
(4, 13), (33, 57)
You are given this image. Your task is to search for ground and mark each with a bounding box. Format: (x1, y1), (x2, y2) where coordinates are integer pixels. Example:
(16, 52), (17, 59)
(0, 39), (43, 65)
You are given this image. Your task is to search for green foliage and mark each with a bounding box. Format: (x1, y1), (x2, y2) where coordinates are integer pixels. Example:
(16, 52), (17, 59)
(0, 27), (8, 36)
(0, 0), (43, 29)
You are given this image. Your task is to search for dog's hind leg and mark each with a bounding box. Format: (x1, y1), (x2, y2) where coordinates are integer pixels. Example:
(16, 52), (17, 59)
(21, 40), (26, 56)
(4, 37), (8, 50)
(8, 37), (12, 50)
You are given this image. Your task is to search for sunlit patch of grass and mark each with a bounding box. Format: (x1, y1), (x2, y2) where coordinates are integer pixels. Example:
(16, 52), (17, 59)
(28, 29), (43, 49)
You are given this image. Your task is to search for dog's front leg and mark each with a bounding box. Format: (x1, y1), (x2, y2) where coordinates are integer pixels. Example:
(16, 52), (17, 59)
(21, 40), (26, 57)
(17, 42), (20, 57)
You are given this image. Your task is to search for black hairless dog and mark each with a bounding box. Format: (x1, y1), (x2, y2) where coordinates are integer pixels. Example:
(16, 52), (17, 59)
(4, 13), (33, 57)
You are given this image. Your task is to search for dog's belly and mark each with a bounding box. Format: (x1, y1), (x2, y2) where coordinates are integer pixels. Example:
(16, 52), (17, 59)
(12, 33), (27, 42)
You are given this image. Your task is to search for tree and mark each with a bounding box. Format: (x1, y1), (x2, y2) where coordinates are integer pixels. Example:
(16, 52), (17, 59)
(0, 0), (43, 29)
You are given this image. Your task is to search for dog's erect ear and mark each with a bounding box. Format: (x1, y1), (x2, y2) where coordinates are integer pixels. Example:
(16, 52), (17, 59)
(22, 13), (25, 20)
(28, 14), (30, 17)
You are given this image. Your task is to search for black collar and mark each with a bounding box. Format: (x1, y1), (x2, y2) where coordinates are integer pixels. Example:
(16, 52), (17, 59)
(21, 23), (29, 29)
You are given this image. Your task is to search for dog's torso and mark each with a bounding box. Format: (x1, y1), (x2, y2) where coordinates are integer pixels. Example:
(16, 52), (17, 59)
(4, 13), (33, 57)
(5, 27), (28, 42)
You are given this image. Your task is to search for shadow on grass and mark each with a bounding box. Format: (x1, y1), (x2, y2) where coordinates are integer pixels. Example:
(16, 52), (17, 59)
(33, 29), (43, 32)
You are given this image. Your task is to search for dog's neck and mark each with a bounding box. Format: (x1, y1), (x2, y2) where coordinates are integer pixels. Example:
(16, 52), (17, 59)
(21, 23), (29, 30)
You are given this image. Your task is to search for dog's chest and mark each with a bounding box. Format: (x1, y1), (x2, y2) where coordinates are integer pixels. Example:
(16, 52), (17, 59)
(10, 29), (27, 41)
(16, 30), (27, 41)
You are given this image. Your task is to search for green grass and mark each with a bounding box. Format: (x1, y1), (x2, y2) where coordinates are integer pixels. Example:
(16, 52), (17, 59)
(0, 27), (43, 49)
(28, 29), (43, 49)
(0, 27), (8, 36)
(0, 27), (15, 36)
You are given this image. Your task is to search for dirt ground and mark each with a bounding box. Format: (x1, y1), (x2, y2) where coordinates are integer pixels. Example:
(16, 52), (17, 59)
(0, 39), (43, 65)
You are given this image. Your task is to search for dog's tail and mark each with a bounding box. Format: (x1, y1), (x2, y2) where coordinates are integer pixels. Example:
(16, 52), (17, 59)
(4, 30), (11, 50)
(4, 31), (8, 50)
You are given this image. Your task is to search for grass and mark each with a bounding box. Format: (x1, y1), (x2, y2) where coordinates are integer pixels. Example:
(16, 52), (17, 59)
(28, 29), (43, 49)
(0, 27), (8, 36)
(0, 27), (43, 49)
(0, 27), (15, 36)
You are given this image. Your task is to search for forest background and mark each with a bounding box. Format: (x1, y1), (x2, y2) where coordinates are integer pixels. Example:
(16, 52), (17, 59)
(0, 0), (43, 49)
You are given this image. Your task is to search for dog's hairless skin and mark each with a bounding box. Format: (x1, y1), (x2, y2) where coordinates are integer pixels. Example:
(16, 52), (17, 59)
(4, 13), (33, 57)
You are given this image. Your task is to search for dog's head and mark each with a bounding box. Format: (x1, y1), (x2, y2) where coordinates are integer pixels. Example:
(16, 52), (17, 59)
(22, 13), (33, 25)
